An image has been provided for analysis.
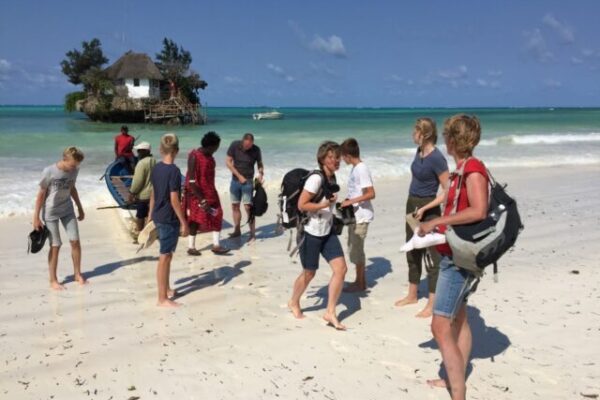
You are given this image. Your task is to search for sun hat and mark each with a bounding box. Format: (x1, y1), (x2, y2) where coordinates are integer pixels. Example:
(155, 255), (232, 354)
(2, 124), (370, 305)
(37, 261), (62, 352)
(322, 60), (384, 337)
(134, 141), (151, 151)
(28, 226), (50, 254)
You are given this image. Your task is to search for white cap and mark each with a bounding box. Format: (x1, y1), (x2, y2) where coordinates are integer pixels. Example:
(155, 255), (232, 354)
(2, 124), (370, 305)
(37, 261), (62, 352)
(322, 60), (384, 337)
(134, 141), (151, 151)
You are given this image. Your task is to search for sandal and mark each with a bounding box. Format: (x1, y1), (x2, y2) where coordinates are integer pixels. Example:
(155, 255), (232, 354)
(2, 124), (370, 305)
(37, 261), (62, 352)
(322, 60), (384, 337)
(187, 248), (202, 256)
(211, 246), (231, 255)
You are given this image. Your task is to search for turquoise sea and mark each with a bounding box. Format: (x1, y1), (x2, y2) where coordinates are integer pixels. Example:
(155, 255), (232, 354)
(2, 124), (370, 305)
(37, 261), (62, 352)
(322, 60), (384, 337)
(1, 106), (599, 217)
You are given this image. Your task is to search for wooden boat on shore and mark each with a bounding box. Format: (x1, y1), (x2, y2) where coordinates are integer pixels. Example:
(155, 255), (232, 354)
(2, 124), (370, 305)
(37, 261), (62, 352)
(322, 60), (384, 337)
(103, 160), (185, 210)
(104, 160), (136, 209)
(252, 111), (283, 120)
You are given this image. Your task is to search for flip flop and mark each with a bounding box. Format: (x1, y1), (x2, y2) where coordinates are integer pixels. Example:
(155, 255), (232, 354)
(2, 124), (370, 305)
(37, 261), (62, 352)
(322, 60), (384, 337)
(187, 248), (202, 256)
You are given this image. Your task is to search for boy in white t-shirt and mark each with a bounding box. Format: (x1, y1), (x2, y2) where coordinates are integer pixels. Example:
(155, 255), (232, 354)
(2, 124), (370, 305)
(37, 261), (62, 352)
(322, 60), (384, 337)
(340, 138), (375, 292)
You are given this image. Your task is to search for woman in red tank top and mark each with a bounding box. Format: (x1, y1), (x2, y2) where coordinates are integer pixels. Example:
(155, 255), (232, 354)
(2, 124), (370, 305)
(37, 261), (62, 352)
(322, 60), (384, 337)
(417, 115), (489, 400)
(183, 132), (230, 255)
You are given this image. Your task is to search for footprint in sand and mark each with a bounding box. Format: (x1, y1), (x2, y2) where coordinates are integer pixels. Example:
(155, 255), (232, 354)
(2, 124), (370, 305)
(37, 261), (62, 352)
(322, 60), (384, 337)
(378, 333), (410, 346)
(256, 287), (271, 298)
(330, 339), (350, 353)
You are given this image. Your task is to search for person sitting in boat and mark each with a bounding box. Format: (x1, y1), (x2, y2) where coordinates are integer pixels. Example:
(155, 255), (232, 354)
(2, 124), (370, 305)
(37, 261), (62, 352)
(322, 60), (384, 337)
(128, 141), (156, 236)
(114, 125), (135, 173)
(183, 131), (231, 256)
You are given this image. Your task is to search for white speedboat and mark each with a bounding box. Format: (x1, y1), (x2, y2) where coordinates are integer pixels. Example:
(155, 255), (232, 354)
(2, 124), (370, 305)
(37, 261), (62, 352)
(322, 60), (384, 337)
(252, 111), (283, 120)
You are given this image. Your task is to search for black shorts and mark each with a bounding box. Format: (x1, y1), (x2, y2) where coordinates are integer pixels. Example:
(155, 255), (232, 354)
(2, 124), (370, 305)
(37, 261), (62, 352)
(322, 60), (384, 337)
(299, 232), (344, 270)
(136, 200), (150, 219)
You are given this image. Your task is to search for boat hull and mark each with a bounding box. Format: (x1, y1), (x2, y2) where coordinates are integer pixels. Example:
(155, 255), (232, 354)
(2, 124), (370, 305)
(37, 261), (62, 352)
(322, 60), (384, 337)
(104, 160), (136, 209)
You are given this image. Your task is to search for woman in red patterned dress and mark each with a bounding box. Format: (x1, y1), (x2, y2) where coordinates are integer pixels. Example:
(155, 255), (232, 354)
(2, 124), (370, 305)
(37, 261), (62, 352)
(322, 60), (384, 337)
(183, 131), (230, 255)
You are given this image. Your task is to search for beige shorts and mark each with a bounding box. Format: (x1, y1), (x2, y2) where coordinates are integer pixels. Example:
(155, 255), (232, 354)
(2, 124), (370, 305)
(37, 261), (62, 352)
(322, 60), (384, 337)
(347, 222), (369, 265)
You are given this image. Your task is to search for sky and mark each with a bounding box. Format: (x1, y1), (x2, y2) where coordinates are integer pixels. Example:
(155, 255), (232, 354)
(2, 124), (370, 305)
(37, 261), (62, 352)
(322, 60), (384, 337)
(0, 0), (599, 107)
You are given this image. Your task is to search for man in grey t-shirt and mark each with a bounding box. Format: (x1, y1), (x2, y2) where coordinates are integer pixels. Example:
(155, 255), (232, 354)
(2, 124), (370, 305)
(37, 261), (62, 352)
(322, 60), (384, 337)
(225, 133), (264, 241)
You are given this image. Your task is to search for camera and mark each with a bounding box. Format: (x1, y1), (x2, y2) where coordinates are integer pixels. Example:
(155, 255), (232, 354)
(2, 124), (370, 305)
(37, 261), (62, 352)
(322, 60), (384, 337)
(322, 182), (340, 201)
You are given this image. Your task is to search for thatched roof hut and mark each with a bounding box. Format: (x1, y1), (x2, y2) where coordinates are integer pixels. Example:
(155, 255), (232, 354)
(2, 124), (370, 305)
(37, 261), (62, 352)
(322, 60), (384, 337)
(104, 51), (163, 80)
(104, 51), (163, 99)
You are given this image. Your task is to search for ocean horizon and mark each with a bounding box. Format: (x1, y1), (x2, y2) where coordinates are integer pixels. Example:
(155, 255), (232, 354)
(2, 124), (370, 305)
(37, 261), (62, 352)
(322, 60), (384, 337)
(1, 105), (599, 217)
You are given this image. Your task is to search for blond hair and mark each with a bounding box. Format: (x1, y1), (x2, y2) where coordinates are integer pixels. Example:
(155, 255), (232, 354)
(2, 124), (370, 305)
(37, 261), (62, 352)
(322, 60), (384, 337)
(415, 117), (437, 145)
(160, 132), (179, 155)
(316, 141), (341, 168)
(443, 114), (481, 157)
(63, 146), (85, 162)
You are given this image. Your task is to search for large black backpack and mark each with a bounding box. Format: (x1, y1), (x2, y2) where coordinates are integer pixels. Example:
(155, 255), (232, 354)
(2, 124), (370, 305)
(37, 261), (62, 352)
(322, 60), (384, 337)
(277, 168), (329, 255)
(445, 159), (524, 281)
(277, 168), (326, 229)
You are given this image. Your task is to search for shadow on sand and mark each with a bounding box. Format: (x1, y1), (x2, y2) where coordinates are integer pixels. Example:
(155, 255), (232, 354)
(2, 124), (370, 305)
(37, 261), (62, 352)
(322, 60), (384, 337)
(303, 256), (393, 322)
(173, 260), (251, 299)
(62, 256), (157, 283)
(418, 305), (511, 381)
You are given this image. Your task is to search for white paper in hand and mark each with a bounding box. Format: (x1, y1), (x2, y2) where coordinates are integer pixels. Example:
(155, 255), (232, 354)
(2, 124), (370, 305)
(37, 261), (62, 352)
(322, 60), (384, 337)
(400, 228), (446, 252)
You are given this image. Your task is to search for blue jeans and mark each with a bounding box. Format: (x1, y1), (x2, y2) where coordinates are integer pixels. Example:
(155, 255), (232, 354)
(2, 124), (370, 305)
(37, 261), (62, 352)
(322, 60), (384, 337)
(433, 256), (476, 319)
(230, 179), (253, 205)
(156, 222), (180, 255)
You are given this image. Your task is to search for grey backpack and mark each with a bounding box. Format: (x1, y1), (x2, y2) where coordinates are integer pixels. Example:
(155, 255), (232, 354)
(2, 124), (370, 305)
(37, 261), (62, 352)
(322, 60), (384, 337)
(445, 159), (524, 280)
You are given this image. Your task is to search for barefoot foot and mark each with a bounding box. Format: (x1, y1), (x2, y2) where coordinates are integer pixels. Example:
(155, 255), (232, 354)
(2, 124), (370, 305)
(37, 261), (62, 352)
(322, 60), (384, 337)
(323, 312), (346, 330)
(415, 307), (433, 318)
(157, 299), (181, 308)
(394, 296), (418, 307)
(426, 378), (447, 389)
(50, 281), (66, 291)
(74, 275), (88, 286)
(288, 301), (304, 319)
(228, 230), (241, 239)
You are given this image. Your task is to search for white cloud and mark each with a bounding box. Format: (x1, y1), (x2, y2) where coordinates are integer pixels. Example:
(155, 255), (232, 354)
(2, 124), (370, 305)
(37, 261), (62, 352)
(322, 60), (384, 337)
(476, 78), (501, 89)
(289, 21), (348, 58)
(524, 29), (555, 63)
(266, 63), (295, 82)
(389, 75), (414, 85)
(581, 49), (596, 57)
(438, 65), (468, 80)
(0, 59), (64, 87)
(488, 69), (503, 77)
(0, 59), (12, 82)
(0, 59), (11, 72)
(544, 78), (562, 88)
(310, 35), (347, 58)
(309, 62), (336, 77)
(433, 65), (469, 87)
(571, 57), (584, 65)
(542, 14), (575, 44)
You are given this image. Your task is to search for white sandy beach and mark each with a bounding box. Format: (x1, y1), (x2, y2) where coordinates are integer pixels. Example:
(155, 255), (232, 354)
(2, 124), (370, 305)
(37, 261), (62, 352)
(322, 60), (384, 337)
(1, 164), (599, 399)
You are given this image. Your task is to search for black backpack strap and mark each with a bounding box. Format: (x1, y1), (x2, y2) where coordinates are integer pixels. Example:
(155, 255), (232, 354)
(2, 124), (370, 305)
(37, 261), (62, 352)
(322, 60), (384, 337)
(307, 169), (326, 204)
(493, 261), (499, 283)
